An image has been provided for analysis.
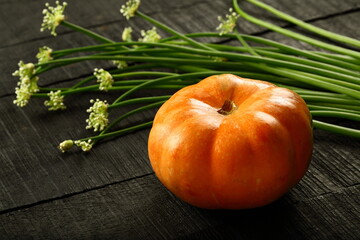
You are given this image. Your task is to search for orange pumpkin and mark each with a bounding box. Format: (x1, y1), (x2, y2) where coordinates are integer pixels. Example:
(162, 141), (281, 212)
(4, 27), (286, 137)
(148, 74), (313, 209)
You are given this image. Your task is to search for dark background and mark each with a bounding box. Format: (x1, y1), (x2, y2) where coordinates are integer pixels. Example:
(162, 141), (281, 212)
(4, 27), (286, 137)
(0, 0), (359, 239)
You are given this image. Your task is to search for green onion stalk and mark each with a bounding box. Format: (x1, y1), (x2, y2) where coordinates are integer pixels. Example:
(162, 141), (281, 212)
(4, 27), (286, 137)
(12, 0), (360, 152)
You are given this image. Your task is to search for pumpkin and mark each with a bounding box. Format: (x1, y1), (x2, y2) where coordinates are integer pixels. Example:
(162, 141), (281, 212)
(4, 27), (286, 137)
(148, 74), (313, 209)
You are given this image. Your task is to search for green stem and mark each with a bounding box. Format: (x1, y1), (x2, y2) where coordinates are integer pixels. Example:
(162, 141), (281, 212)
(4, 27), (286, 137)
(112, 71), (220, 103)
(311, 110), (360, 121)
(33, 84), (185, 97)
(314, 51), (360, 65)
(136, 11), (214, 51)
(302, 95), (360, 106)
(307, 104), (359, 114)
(35, 55), (248, 73)
(112, 71), (177, 79)
(95, 48), (177, 57)
(52, 43), (121, 57)
(177, 32), (360, 71)
(56, 63), (159, 90)
(232, 0), (360, 59)
(49, 31), (360, 71)
(169, 37), (360, 75)
(299, 71), (360, 91)
(38, 44), (360, 85)
(294, 89), (354, 99)
(313, 120), (360, 139)
(108, 96), (171, 109)
(81, 121), (154, 143)
(249, 64), (360, 99)
(35, 62), (73, 75)
(247, 0), (360, 48)
(310, 103), (360, 112)
(96, 101), (166, 141)
(113, 79), (197, 86)
(235, 30), (259, 56)
(137, 42), (360, 84)
(61, 21), (115, 43)
(255, 49), (360, 79)
(35, 53), (360, 99)
(239, 35), (360, 70)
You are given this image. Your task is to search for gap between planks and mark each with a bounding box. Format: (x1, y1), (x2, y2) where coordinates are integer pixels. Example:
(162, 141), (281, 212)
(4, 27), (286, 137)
(1, 171), (359, 216)
(0, 172), (154, 216)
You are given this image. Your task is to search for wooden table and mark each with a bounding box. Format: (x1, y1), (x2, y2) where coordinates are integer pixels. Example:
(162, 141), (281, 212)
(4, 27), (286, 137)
(1, 0), (359, 239)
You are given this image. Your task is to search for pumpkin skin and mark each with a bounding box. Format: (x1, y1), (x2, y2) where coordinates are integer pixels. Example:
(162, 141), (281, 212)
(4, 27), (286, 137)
(148, 74), (313, 209)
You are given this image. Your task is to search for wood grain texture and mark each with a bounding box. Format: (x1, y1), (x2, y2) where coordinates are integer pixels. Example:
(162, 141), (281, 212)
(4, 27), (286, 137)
(0, 174), (358, 240)
(0, 0), (359, 239)
(0, 94), (156, 211)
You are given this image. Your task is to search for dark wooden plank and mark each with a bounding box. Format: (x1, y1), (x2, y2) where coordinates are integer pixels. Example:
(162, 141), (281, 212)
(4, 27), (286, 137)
(0, 174), (358, 240)
(0, 93), (156, 212)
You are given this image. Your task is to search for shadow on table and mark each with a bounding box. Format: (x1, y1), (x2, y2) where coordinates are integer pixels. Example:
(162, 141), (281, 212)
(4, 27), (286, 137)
(188, 197), (306, 240)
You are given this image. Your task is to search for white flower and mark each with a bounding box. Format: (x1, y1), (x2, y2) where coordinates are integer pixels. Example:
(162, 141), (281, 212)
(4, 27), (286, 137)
(216, 8), (239, 35)
(36, 46), (53, 64)
(94, 68), (114, 91)
(112, 59), (128, 69)
(13, 77), (39, 107)
(139, 27), (161, 43)
(44, 90), (66, 111)
(40, 1), (68, 36)
(12, 61), (36, 81)
(122, 27), (133, 42)
(12, 61), (39, 107)
(58, 140), (74, 152)
(120, 0), (140, 20)
(74, 139), (93, 152)
(86, 99), (109, 132)
(13, 85), (33, 107)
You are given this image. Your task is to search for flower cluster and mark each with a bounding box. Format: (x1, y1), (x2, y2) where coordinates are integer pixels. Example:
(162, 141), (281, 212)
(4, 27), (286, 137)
(44, 90), (66, 111)
(12, 61), (39, 107)
(36, 46), (53, 64)
(112, 60), (128, 69)
(86, 99), (109, 132)
(94, 68), (114, 91)
(12, 61), (37, 84)
(120, 0), (140, 20)
(58, 139), (94, 152)
(139, 27), (161, 43)
(122, 27), (133, 42)
(58, 140), (74, 152)
(216, 8), (239, 35)
(74, 139), (93, 152)
(41, 1), (68, 36)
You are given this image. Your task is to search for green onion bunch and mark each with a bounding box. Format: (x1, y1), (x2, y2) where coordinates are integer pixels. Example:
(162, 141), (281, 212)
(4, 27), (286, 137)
(12, 0), (360, 152)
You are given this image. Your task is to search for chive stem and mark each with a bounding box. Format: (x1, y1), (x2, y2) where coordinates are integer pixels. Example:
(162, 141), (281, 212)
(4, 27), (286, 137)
(313, 120), (360, 139)
(136, 11), (214, 51)
(82, 121), (154, 143)
(61, 21), (115, 43)
(232, 0), (360, 59)
(246, 0), (360, 48)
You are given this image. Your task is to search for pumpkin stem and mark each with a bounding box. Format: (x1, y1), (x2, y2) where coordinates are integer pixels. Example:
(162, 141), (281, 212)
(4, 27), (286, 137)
(217, 99), (237, 115)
